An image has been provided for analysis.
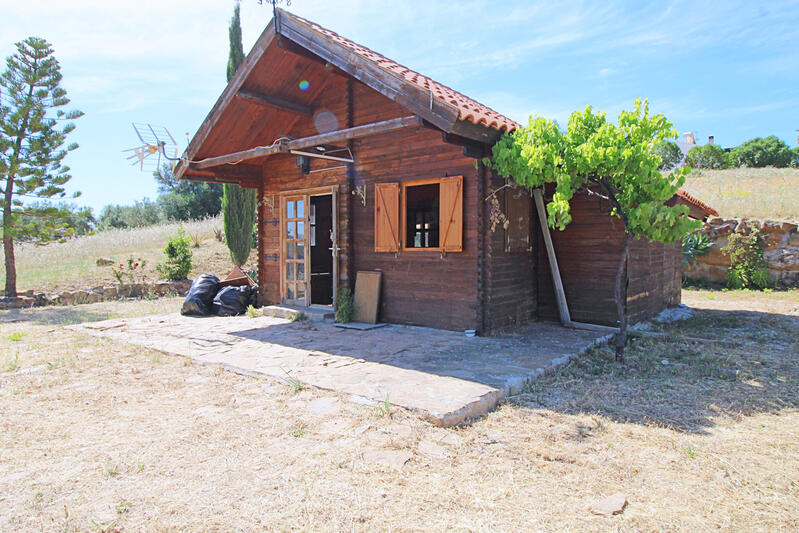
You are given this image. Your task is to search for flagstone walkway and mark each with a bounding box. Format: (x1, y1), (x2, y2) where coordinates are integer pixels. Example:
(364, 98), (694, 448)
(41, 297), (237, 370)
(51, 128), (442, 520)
(71, 314), (606, 426)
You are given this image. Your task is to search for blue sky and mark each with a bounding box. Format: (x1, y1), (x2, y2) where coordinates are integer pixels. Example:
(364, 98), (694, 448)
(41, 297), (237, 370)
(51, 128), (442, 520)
(2, 0), (798, 214)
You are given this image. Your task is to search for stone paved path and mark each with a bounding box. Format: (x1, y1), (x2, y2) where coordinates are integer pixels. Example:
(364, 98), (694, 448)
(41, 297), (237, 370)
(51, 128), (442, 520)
(70, 315), (605, 426)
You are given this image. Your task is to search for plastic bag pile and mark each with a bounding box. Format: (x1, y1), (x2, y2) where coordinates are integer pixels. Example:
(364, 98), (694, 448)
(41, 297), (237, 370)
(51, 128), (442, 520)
(180, 274), (258, 316)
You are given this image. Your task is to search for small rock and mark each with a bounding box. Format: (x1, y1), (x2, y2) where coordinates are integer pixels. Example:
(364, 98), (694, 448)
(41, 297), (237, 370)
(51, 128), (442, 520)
(653, 304), (693, 323)
(590, 492), (627, 516)
(417, 439), (448, 458)
(96, 257), (114, 266)
(86, 292), (102, 304)
(186, 375), (208, 384)
(361, 448), (412, 471)
(661, 359), (669, 365)
(307, 397), (340, 416)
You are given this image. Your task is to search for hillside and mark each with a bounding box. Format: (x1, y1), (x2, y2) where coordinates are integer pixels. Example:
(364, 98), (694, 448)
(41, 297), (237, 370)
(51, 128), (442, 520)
(0, 216), (257, 294)
(681, 167), (799, 220)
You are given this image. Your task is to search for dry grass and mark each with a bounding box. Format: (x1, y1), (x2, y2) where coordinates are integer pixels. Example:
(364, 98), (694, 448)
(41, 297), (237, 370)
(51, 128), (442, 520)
(681, 167), (799, 220)
(0, 217), (257, 294)
(1, 291), (798, 531)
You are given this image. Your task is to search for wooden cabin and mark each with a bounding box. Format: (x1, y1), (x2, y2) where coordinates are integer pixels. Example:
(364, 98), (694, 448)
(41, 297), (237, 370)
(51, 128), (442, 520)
(175, 10), (716, 333)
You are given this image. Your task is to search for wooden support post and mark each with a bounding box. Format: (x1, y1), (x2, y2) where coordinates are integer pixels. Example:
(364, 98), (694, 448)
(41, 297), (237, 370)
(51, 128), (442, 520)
(533, 188), (572, 326)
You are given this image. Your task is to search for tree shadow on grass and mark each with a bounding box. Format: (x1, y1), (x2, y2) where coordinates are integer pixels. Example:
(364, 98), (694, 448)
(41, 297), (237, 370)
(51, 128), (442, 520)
(0, 306), (123, 326)
(513, 307), (799, 434)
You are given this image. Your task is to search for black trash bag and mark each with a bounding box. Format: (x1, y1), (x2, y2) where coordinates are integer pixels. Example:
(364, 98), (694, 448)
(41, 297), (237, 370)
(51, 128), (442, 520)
(248, 284), (259, 308)
(214, 285), (251, 316)
(181, 274), (220, 316)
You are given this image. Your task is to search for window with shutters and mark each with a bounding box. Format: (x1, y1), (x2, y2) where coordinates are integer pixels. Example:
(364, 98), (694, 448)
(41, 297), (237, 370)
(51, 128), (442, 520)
(374, 177), (462, 253)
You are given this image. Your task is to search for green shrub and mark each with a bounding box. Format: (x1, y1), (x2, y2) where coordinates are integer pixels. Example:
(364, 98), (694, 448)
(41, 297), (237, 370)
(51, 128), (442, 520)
(682, 231), (713, 265)
(334, 287), (354, 323)
(156, 226), (193, 280)
(730, 136), (793, 168)
(685, 144), (729, 169)
(721, 229), (771, 290)
(655, 140), (683, 170)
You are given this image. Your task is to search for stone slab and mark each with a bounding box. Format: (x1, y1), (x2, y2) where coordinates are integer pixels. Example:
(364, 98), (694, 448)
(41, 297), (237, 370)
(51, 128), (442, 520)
(69, 314), (605, 426)
(334, 322), (388, 330)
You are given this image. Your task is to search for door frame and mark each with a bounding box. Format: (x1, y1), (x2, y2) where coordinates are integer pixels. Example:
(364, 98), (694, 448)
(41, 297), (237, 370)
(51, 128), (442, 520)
(279, 186), (338, 307)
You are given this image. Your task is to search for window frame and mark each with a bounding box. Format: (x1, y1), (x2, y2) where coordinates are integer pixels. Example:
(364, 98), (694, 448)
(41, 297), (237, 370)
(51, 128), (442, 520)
(400, 177), (445, 252)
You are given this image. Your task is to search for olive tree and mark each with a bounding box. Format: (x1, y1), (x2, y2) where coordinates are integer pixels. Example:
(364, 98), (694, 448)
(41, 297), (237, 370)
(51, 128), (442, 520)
(489, 99), (700, 358)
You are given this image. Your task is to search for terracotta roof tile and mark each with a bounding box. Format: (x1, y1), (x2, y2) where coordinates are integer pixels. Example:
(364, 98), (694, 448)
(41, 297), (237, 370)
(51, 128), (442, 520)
(674, 189), (719, 217)
(289, 14), (520, 133)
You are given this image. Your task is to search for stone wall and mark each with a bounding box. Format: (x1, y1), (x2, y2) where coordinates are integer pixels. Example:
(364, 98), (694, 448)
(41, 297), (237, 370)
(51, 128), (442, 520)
(684, 217), (799, 287)
(0, 280), (192, 310)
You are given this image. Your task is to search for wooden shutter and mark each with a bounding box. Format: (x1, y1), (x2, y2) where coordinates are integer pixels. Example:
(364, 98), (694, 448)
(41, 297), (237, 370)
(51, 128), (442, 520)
(439, 175), (463, 252)
(374, 182), (399, 252)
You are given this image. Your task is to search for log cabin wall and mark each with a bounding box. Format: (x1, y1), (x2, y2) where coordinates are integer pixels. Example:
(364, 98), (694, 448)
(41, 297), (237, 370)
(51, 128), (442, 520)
(481, 169), (537, 333)
(626, 239), (681, 324)
(348, 83), (479, 331)
(536, 189), (682, 326)
(536, 189), (627, 326)
(257, 74), (481, 331)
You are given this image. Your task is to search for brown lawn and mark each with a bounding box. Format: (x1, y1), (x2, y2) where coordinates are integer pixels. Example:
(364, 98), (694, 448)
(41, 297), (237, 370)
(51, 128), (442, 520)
(0, 290), (797, 531)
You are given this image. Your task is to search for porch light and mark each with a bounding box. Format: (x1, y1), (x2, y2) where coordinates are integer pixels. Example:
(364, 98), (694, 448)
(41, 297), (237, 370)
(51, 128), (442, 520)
(296, 154), (310, 174)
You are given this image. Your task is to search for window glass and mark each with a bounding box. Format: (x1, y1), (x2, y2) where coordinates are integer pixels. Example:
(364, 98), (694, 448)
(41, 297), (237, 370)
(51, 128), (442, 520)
(296, 241), (304, 258)
(297, 262), (305, 281)
(286, 263), (294, 281)
(405, 183), (440, 248)
(286, 242), (294, 260)
(296, 200), (304, 219)
(287, 285), (295, 300)
(286, 221), (295, 239)
(297, 221), (304, 238)
(286, 201), (295, 219)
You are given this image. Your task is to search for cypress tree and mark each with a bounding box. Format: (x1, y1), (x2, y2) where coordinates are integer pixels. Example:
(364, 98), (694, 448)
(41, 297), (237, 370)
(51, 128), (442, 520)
(226, 2), (245, 83)
(1, 37), (83, 297)
(222, 1), (257, 268)
(222, 183), (256, 267)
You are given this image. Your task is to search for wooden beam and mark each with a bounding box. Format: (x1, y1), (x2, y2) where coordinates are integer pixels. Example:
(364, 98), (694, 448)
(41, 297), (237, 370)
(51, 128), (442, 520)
(449, 119), (504, 145)
(533, 188), (572, 326)
(182, 162), (262, 187)
(236, 88), (313, 116)
(174, 18), (276, 180)
(277, 9), (460, 134)
(194, 115), (418, 169)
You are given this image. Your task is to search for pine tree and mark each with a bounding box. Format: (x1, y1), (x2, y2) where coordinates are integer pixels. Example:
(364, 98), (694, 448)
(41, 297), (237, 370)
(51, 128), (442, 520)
(1, 37), (83, 297)
(222, 2), (258, 268)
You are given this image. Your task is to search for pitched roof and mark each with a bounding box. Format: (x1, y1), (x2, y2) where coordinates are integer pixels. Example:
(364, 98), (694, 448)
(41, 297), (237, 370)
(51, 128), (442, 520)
(286, 12), (519, 133)
(672, 189), (719, 218)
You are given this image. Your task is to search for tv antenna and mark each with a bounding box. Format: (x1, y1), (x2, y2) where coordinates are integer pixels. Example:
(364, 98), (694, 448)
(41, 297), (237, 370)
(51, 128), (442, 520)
(123, 123), (180, 171)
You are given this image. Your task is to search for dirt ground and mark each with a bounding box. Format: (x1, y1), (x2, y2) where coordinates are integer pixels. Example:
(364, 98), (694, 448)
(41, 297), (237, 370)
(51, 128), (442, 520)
(1, 290), (797, 531)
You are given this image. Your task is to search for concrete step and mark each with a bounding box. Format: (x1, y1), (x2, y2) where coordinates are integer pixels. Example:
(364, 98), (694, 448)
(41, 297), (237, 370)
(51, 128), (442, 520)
(262, 305), (334, 322)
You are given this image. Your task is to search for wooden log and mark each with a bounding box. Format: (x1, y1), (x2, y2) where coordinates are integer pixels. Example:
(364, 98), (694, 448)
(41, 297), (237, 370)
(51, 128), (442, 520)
(534, 188), (572, 326)
(194, 115), (418, 169)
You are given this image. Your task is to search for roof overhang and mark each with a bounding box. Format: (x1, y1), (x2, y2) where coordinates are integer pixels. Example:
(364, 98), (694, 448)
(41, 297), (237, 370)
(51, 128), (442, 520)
(176, 9), (506, 181)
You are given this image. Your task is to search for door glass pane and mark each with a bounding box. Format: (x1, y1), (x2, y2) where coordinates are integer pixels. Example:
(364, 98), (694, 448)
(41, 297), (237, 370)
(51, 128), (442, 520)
(286, 263), (294, 281)
(296, 285), (305, 300)
(297, 262), (305, 281)
(286, 201), (295, 219)
(296, 200), (304, 218)
(286, 242), (294, 260)
(286, 221), (295, 239)
(287, 284), (295, 300)
(296, 241), (304, 258)
(297, 221), (304, 238)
